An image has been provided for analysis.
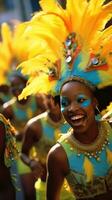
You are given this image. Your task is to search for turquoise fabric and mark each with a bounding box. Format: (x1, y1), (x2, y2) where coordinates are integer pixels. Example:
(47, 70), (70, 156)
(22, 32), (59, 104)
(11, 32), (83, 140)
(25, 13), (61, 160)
(59, 121), (112, 199)
(12, 96), (37, 122)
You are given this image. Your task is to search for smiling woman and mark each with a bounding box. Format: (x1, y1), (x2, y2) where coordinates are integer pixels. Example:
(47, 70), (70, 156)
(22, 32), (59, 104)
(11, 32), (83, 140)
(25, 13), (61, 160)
(0, 113), (18, 200)
(47, 78), (112, 200)
(60, 78), (97, 133)
(15, 0), (112, 199)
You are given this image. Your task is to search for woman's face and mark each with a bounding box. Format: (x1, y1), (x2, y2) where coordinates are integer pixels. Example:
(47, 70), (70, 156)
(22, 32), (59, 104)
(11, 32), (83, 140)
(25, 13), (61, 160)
(10, 76), (26, 97)
(60, 81), (97, 133)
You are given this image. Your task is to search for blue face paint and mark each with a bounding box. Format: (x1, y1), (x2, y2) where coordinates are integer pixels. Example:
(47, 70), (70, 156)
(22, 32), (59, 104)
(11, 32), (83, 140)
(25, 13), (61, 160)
(60, 94), (91, 112)
(76, 94), (91, 108)
(60, 96), (69, 112)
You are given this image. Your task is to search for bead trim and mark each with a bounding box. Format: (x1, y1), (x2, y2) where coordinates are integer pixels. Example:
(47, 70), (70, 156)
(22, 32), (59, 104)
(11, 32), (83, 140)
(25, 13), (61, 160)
(65, 121), (110, 160)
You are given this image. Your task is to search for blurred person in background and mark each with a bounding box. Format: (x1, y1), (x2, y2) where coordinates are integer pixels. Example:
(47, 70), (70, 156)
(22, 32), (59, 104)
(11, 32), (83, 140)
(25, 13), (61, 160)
(0, 113), (18, 200)
(2, 70), (46, 140)
(14, 0), (112, 199)
(0, 16), (48, 200)
(0, 84), (12, 109)
(20, 94), (74, 200)
(2, 70), (47, 199)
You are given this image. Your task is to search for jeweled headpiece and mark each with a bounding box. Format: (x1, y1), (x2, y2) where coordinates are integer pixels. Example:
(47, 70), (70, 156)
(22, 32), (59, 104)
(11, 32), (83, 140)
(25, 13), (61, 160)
(17, 0), (112, 99)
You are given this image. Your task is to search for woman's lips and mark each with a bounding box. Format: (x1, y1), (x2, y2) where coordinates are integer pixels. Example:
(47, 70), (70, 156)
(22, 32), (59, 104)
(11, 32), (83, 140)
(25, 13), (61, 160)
(69, 114), (86, 126)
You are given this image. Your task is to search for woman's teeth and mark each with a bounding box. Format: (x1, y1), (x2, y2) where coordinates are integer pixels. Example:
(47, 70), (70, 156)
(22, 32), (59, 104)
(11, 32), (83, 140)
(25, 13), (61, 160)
(71, 115), (84, 120)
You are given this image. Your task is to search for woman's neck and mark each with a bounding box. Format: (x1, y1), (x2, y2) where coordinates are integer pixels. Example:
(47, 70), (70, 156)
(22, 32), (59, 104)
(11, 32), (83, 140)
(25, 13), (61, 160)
(73, 121), (99, 144)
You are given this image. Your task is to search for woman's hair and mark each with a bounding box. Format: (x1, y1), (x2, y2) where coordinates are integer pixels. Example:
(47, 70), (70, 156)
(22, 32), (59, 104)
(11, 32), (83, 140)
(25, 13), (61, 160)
(95, 86), (112, 111)
(60, 76), (112, 112)
(60, 76), (96, 93)
(12, 74), (27, 84)
(8, 69), (28, 84)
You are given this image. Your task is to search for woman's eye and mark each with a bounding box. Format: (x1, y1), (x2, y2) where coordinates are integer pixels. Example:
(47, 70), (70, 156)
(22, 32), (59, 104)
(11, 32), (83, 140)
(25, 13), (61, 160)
(77, 98), (86, 103)
(61, 100), (69, 107)
(60, 97), (69, 107)
(77, 95), (91, 107)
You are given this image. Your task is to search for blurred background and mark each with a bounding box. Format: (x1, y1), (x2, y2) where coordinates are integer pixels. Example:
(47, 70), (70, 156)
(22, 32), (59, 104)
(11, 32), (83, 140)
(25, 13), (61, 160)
(0, 0), (67, 24)
(0, 0), (41, 23)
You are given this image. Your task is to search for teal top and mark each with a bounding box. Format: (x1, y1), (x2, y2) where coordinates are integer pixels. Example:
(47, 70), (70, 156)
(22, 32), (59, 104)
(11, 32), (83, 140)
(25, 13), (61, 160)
(34, 113), (70, 164)
(59, 121), (112, 199)
(12, 96), (37, 130)
(0, 93), (12, 104)
(0, 114), (18, 168)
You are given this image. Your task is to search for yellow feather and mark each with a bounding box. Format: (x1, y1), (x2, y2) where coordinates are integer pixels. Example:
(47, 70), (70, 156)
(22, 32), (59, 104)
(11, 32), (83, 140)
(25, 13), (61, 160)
(18, 53), (57, 75)
(1, 23), (12, 47)
(16, 0), (112, 98)
(18, 74), (56, 99)
(12, 22), (30, 61)
(102, 102), (112, 120)
(40, 0), (70, 30)
(87, 0), (105, 12)
(26, 16), (68, 56)
(66, 0), (87, 32)
(80, 3), (112, 44)
(83, 156), (94, 182)
(40, 0), (59, 12)
(40, 0), (68, 20)
(106, 148), (112, 165)
(92, 26), (112, 50)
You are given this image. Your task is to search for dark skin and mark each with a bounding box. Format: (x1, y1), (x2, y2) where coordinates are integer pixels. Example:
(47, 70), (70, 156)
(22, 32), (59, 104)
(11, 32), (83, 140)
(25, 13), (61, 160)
(0, 85), (11, 107)
(21, 116), (46, 181)
(0, 121), (15, 200)
(2, 76), (46, 139)
(2, 75), (46, 200)
(2, 94), (46, 123)
(46, 80), (112, 200)
(21, 95), (62, 179)
(21, 95), (62, 198)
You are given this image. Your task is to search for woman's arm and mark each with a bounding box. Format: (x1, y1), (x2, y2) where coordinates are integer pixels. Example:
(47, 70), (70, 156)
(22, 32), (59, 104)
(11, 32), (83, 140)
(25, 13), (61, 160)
(46, 143), (69, 200)
(21, 120), (41, 165)
(0, 121), (6, 158)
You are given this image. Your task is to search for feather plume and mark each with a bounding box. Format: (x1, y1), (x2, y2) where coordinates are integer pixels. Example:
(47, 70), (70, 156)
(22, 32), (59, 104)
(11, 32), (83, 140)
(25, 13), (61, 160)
(18, 74), (56, 100)
(16, 0), (112, 99)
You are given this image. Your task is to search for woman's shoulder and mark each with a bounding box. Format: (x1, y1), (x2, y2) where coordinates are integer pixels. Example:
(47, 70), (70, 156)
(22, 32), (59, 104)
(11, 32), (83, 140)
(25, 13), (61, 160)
(48, 143), (65, 160)
(47, 143), (69, 174)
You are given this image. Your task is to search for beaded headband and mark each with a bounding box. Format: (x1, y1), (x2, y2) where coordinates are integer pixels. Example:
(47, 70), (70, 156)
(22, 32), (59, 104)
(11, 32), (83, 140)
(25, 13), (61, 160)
(60, 76), (96, 93)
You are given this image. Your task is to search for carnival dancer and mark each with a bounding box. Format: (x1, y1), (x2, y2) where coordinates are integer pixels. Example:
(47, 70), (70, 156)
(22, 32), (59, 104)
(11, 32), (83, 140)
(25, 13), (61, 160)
(21, 94), (73, 200)
(0, 113), (18, 200)
(15, 0), (112, 199)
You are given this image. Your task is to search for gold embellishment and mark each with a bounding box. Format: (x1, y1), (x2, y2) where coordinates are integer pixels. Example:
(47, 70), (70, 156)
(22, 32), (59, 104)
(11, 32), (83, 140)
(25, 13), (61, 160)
(66, 168), (112, 199)
(67, 121), (110, 160)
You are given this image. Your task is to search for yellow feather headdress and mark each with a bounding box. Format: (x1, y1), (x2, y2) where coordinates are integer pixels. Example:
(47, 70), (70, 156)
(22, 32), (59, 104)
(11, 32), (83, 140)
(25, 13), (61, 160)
(17, 0), (112, 100)
(0, 21), (30, 85)
(0, 23), (13, 85)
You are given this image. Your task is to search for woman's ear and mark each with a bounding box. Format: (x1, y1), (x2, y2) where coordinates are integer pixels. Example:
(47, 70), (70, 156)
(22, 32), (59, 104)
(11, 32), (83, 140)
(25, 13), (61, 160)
(93, 97), (99, 109)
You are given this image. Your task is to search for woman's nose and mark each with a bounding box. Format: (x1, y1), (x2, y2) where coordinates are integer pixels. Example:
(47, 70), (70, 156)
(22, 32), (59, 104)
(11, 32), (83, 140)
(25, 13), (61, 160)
(68, 101), (79, 112)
